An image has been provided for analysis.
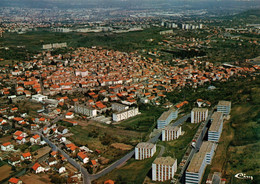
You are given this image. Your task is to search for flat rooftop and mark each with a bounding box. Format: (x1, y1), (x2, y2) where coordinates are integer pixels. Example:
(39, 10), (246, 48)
(217, 101), (231, 106)
(210, 112), (223, 132)
(187, 141), (214, 173)
(136, 142), (155, 149)
(164, 125), (180, 131)
(153, 156), (176, 166)
(158, 108), (178, 121)
(192, 107), (208, 112)
(158, 110), (172, 121)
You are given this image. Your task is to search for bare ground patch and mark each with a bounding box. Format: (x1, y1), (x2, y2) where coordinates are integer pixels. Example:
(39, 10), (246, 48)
(111, 143), (133, 151)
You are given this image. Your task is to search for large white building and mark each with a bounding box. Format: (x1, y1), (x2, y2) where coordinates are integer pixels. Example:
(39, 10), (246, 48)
(191, 108), (208, 124)
(217, 101), (231, 116)
(162, 125), (182, 141)
(152, 157), (177, 182)
(157, 108), (178, 129)
(186, 141), (215, 184)
(111, 103), (129, 112)
(112, 107), (139, 122)
(135, 142), (156, 160)
(32, 94), (48, 102)
(74, 103), (97, 117)
(208, 112), (223, 142)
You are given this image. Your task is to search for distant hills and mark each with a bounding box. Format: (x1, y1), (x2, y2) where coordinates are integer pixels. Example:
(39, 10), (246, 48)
(0, 0), (259, 10)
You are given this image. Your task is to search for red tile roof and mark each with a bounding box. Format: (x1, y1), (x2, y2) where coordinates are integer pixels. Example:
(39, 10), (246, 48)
(8, 177), (20, 184)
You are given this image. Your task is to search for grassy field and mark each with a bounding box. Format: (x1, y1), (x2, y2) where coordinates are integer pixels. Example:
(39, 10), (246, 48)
(68, 123), (142, 161)
(208, 83), (260, 183)
(94, 146), (161, 184)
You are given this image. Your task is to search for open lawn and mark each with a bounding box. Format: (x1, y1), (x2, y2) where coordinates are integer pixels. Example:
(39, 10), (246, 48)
(0, 164), (12, 181)
(95, 146), (161, 184)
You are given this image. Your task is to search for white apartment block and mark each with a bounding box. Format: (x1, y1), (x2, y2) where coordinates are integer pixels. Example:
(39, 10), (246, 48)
(113, 107), (139, 122)
(186, 141), (215, 184)
(74, 103), (97, 117)
(135, 142), (156, 160)
(162, 125), (182, 141)
(191, 108), (208, 123)
(157, 108), (178, 129)
(152, 157), (177, 182)
(217, 101), (231, 116)
(208, 112), (223, 142)
(111, 103), (129, 112)
(32, 94), (48, 102)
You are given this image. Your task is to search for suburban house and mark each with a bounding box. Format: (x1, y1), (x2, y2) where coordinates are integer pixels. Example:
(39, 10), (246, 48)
(8, 157), (21, 166)
(30, 134), (41, 144)
(104, 180), (115, 184)
(1, 142), (14, 151)
(8, 177), (23, 184)
(32, 163), (45, 174)
(21, 152), (32, 161)
(16, 136), (26, 144)
(54, 165), (66, 174)
(47, 157), (58, 166)
(65, 112), (74, 119)
(77, 152), (89, 164)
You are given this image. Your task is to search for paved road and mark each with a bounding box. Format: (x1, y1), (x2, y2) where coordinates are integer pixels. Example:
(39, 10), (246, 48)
(172, 113), (191, 127)
(40, 112), (190, 184)
(39, 132), (91, 184)
(91, 113), (190, 181)
(157, 145), (166, 157)
(36, 108), (91, 184)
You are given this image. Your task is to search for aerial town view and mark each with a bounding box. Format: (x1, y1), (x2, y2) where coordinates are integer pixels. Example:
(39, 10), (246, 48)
(0, 0), (259, 184)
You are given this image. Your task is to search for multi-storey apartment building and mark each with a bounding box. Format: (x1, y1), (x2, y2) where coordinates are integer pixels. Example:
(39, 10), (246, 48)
(191, 108), (208, 123)
(157, 108), (178, 129)
(112, 107), (139, 122)
(152, 156), (177, 182)
(74, 103), (97, 117)
(208, 112), (223, 142)
(111, 103), (129, 112)
(217, 101), (231, 116)
(186, 141), (215, 184)
(135, 142), (156, 160)
(162, 125), (182, 141)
